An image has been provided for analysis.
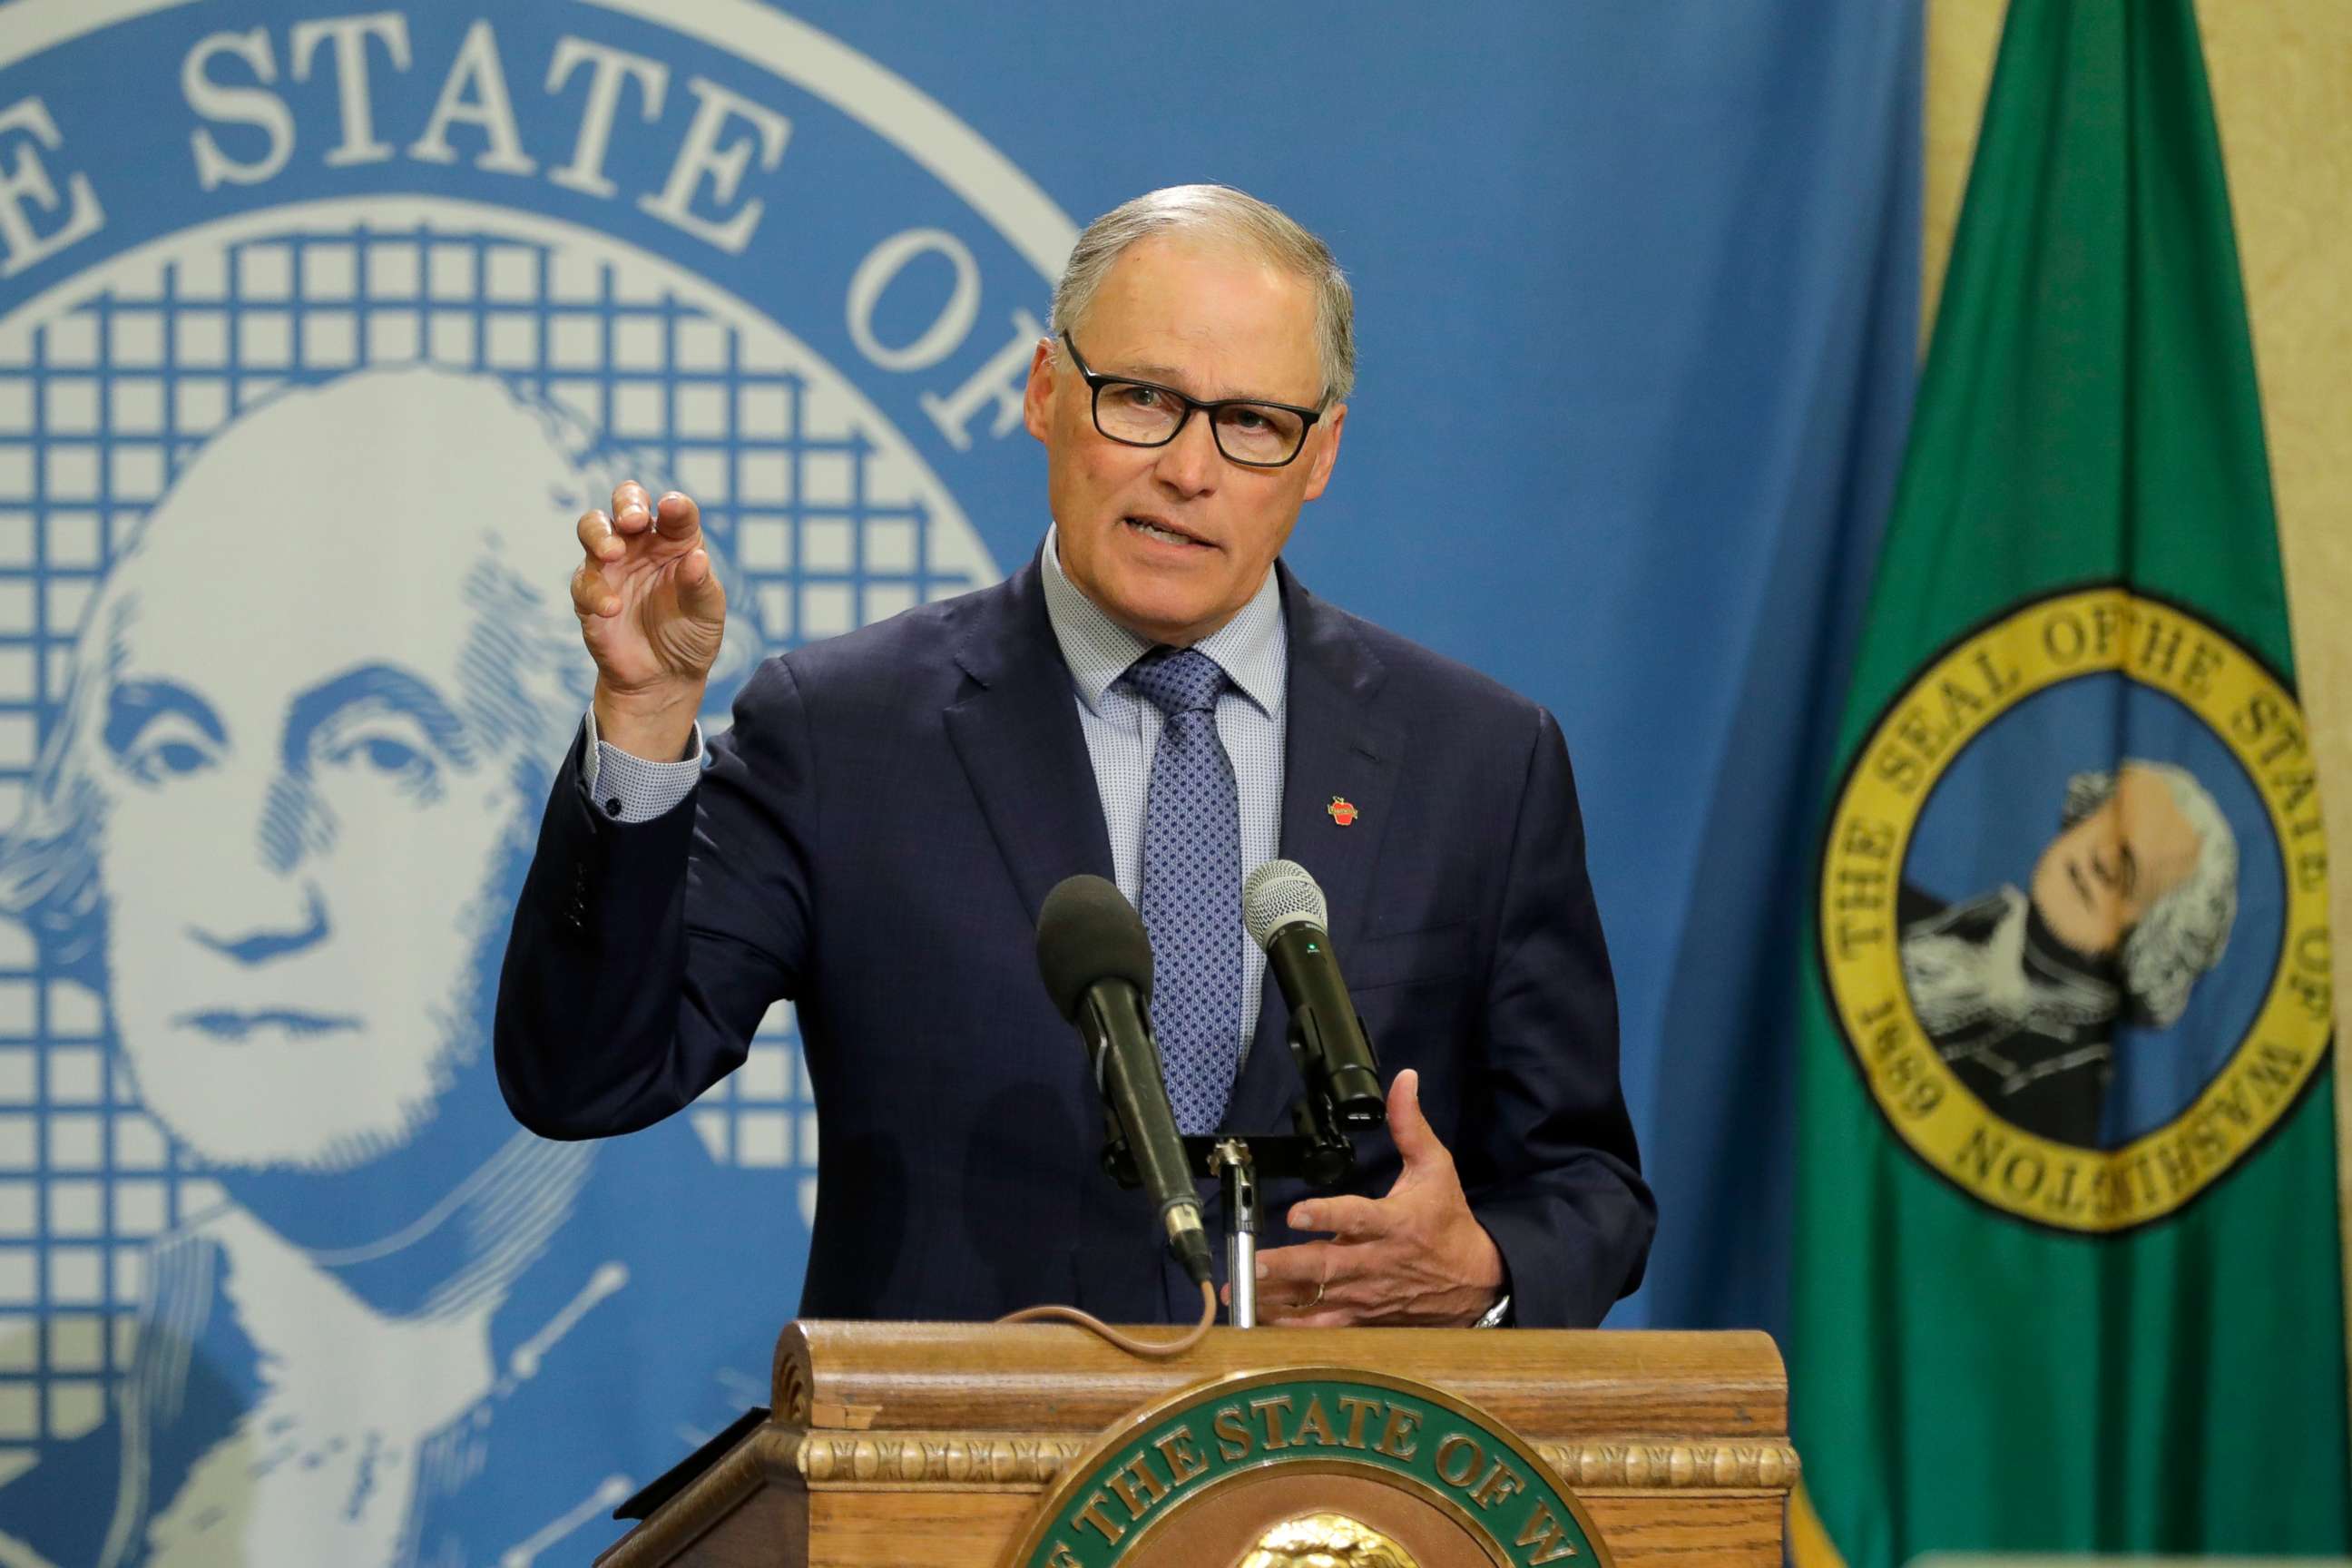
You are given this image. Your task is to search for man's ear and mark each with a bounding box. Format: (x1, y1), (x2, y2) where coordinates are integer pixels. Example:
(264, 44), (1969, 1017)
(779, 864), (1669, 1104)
(1021, 338), (1057, 446)
(1300, 402), (1348, 502)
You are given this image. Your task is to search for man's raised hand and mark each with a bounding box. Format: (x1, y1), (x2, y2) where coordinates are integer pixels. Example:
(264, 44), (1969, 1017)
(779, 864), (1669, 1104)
(573, 482), (725, 760)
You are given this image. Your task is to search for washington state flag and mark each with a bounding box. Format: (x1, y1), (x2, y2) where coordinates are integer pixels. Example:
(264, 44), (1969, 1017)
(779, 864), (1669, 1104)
(1790, 0), (2348, 1559)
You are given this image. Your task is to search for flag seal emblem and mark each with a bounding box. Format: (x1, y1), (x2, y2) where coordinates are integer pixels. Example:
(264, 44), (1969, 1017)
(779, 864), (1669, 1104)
(1817, 584), (2330, 1233)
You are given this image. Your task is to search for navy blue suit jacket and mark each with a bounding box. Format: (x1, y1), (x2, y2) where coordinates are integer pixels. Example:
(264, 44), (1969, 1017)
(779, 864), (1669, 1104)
(495, 556), (1652, 1327)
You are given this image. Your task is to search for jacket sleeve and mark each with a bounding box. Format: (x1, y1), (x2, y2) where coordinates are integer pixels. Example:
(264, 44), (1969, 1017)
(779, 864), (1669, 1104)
(1463, 706), (1656, 1327)
(495, 656), (816, 1140)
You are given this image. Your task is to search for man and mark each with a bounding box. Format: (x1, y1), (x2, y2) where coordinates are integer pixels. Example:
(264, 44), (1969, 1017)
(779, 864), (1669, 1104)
(497, 185), (1652, 1328)
(1900, 760), (2239, 1145)
(0, 367), (784, 1567)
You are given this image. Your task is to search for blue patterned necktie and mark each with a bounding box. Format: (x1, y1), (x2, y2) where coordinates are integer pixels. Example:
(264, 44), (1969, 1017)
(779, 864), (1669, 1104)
(1128, 646), (1243, 1135)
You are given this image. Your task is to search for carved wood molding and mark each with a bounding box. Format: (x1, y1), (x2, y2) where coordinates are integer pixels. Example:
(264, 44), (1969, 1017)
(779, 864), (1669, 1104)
(599, 1429), (1801, 1565)
(1540, 1441), (1800, 1491)
(775, 1348), (811, 1425)
(785, 1430), (1799, 1494)
(597, 1426), (804, 1568)
(776, 1344), (813, 1429)
(796, 1430), (1093, 1486)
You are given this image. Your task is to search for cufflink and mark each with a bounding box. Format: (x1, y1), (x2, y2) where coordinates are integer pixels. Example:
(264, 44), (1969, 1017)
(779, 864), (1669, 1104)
(603, 797), (622, 818)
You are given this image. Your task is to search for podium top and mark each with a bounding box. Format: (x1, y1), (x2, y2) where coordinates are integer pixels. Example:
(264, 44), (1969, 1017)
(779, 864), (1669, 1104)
(776, 1323), (1784, 1446)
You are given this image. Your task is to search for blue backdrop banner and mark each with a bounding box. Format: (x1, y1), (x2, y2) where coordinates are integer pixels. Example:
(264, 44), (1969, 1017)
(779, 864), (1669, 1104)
(0, 3), (1916, 1562)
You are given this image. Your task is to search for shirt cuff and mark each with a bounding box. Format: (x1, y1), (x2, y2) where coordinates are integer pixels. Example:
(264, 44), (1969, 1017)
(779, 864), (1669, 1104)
(579, 709), (704, 824)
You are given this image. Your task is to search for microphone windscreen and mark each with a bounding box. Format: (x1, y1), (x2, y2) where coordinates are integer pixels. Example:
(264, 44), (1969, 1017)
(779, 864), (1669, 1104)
(1036, 875), (1154, 1021)
(1243, 859), (1328, 951)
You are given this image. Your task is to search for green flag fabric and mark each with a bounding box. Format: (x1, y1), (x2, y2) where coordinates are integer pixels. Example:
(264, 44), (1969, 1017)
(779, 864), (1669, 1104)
(1791, 1), (2348, 1561)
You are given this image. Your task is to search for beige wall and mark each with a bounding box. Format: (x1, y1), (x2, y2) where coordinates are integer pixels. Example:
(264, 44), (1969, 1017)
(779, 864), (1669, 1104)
(1926, 0), (2352, 1417)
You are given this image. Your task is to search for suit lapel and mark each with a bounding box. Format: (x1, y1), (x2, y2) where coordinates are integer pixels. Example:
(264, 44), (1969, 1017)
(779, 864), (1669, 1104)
(943, 556), (1116, 925)
(948, 557), (1399, 1133)
(1225, 567), (1403, 1134)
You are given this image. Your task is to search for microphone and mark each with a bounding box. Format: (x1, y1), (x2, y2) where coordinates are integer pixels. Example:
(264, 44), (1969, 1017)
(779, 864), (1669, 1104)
(1035, 875), (1214, 1289)
(1244, 861), (1387, 1129)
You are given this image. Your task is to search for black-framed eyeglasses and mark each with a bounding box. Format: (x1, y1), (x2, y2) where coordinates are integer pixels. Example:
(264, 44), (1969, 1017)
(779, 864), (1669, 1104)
(1061, 332), (1324, 469)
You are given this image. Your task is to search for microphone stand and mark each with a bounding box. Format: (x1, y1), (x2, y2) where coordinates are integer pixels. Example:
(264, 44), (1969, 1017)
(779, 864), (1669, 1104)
(1100, 1062), (1364, 1329)
(1208, 1141), (1258, 1328)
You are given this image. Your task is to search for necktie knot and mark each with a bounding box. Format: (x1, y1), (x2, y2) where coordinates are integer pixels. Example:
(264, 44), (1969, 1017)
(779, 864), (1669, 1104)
(1129, 646), (1225, 718)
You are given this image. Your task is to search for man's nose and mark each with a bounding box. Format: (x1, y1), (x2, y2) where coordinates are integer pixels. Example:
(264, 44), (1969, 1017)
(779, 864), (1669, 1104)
(187, 885), (332, 966)
(178, 771), (338, 965)
(257, 771), (337, 877)
(1152, 410), (1222, 497)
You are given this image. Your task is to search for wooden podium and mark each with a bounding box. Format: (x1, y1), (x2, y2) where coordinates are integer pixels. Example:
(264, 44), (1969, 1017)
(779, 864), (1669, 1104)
(595, 1322), (1795, 1566)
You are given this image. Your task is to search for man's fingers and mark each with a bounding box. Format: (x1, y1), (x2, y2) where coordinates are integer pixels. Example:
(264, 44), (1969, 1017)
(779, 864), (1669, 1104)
(1279, 1308), (1356, 1330)
(653, 490), (701, 540)
(1288, 1194), (1390, 1240)
(577, 509), (619, 562)
(1252, 1239), (1334, 1292)
(569, 562), (619, 619)
(1253, 1246), (1339, 1322)
(1385, 1068), (1448, 1171)
(676, 548), (726, 622)
(612, 481), (653, 532)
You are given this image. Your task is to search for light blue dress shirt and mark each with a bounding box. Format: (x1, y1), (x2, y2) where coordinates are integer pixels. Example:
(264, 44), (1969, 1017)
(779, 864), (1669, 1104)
(581, 526), (1288, 1062)
(1037, 524), (1287, 1061)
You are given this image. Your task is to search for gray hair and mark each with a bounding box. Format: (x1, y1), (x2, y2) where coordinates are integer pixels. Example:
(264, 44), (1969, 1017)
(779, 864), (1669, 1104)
(2059, 761), (2239, 1027)
(1050, 183), (1356, 407)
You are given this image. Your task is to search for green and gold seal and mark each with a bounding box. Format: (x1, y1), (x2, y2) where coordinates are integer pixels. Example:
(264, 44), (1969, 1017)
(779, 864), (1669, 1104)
(1819, 586), (2330, 1232)
(1010, 1368), (1607, 1568)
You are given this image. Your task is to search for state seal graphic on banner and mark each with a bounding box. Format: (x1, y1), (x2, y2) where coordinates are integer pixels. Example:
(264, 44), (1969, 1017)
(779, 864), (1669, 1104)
(1819, 586), (2331, 1234)
(0, 3), (1071, 1563)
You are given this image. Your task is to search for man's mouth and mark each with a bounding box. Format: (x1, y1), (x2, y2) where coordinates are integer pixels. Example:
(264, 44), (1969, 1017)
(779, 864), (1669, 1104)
(1124, 514), (1212, 550)
(172, 1010), (364, 1041)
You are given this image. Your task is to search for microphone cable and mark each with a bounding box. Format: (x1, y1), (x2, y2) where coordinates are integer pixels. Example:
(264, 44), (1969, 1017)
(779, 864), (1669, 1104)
(996, 1279), (1217, 1359)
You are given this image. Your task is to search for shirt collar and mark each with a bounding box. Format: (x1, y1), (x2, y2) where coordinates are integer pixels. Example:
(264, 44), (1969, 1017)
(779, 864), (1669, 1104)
(1040, 524), (1286, 719)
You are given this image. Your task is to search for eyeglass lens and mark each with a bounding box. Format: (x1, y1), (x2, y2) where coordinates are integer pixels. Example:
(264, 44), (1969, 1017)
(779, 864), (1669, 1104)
(1093, 381), (1307, 466)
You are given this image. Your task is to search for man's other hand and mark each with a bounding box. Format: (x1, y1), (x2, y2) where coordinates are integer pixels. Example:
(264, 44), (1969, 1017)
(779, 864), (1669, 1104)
(1242, 1069), (1507, 1328)
(573, 481), (725, 760)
